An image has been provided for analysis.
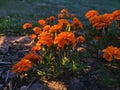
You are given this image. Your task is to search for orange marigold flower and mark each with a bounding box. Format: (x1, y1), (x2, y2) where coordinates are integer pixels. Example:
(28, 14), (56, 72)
(39, 32), (50, 37)
(23, 23), (32, 29)
(61, 9), (68, 14)
(90, 13), (114, 30)
(65, 14), (70, 18)
(31, 45), (41, 52)
(37, 35), (53, 47)
(33, 27), (41, 34)
(30, 34), (37, 39)
(58, 13), (64, 19)
(116, 16), (120, 21)
(46, 16), (56, 22)
(103, 53), (113, 62)
(112, 10), (120, 21)
(102, 46), (114, 61)
(38, 19), (47, 26)
(71, 13), (75, 18)
(77, 36), (85, 43)
(23, 53), (42, 61)
(102, 46), (120, 61)
(58, 19), (69, 26)
(54, 32), (76, 48)
(113, 48), (120, 60)
(49, 16), (56, 21)
(49, 24), (62, 33)
(85, 10), (99, 19)
(12, 59), (32, 73)
(102, 45), (115, 54)
(72, 17), (83, 29)
(43, 25), (51, 32)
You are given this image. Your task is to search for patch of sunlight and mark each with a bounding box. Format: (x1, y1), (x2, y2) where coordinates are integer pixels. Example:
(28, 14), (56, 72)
(0, 36), (6, 48)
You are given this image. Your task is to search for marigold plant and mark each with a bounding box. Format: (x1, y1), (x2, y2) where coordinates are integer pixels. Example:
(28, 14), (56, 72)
(85, 9), (120, 30)
(13, 9), (120, 80)
(85, 9), (120, 51)
(12, 9), (85, 78)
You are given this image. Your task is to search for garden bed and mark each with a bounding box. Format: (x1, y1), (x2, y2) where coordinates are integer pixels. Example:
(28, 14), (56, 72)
(0, 36), (120, 90)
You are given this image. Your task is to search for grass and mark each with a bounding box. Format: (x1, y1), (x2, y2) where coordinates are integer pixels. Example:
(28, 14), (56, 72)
(0, 0), (120, 36)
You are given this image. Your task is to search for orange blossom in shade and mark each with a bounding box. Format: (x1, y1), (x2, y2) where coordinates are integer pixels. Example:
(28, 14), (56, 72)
(49, 24), (62, 33)
(112, 10), (120, 21)
(12, 59), (32, 73)
(37, 34), (53, 47)
(38, 19), (47, 26)
(89, 13), (114, 30)
(77, 36), (85, 43)
(85, 10), (99, 19)
(102, 53), (113, 62)
(23, 23), (32, 29)
(46, 16), (56, 22)
(43, 25), (51, 32)
(113, 48), (120, 60)
(102, 46), (120, 61)
(58, 13), (64, 19)
(31, 45), (41, 52)
(59, 9), (69, 19)
(23, 53), (42, 61)
(33, 27), (41, 34)
(71, 13), (75, 18)
(102, 46), (116, 54)
(58, 19), (69, 26)
(102, 46), (115, 61)
(71, 17), (83, 29)
(54, 32), (76, 48)
(49, 16), (56, 21)
(61, 9), (68, 14)
(30, 34), (37, 39)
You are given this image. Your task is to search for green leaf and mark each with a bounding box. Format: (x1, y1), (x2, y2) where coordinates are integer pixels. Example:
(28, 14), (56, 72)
(37, 70), (45, 76)
(62, 57), (69, 65)
(72, 61), (78, 71)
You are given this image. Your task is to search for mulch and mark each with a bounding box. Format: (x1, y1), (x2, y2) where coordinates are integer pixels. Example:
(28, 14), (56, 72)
(0, 36), (120, 90)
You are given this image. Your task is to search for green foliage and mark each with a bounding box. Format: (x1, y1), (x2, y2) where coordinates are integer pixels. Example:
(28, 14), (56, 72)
(0, 0), (120, 36)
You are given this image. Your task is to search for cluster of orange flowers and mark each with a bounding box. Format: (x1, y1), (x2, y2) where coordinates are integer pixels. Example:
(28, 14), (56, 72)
(85, 10), (120, 30)
(102, 46), (120, 61)
(12, 9), (85, 74)
(22, 9), (84, 52)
